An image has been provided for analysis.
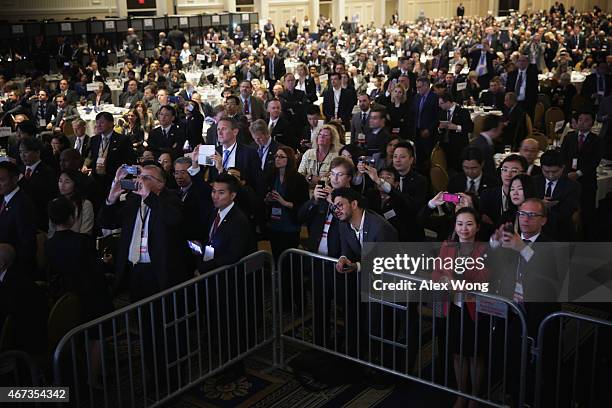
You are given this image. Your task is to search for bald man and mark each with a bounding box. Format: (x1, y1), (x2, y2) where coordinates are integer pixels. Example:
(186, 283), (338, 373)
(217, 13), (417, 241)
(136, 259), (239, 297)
(519, 138), (542, 176)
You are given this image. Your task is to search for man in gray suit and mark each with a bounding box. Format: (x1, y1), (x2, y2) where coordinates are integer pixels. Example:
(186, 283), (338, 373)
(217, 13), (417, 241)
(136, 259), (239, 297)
(332, 187), (398, 361)
(40, 94), (79, 140)
(119, 79), (143, 109)
(350, 93), (372, 142)
(238, 80), (266, 122)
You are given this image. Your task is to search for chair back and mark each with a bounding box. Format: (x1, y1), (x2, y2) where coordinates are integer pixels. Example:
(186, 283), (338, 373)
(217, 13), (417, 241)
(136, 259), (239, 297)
(525, 114), (533, 138)
(430, 165), (449, 194)
(544, 107), (565, 141)
(430, 142), (447, 171)
(48, 293), (82, 352)
(0, 315), (13, 352)
(472, 115), (486, 140)
(531, 131), (549, 151)
(534, 102), (545, 130)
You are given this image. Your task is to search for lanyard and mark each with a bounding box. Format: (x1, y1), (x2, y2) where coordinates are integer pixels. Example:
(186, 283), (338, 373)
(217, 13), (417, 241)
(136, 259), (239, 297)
(100, 136), (111, 156)
(222, 144), (237, 169)
(139, 206), (150, 238)
(315, 149), (330, 176)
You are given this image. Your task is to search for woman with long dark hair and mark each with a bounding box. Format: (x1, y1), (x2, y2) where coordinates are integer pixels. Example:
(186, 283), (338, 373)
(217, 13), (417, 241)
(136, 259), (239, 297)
(500, 173), (536, 230)
(49, 170), (94, 237)
(433, 207), (490, 408)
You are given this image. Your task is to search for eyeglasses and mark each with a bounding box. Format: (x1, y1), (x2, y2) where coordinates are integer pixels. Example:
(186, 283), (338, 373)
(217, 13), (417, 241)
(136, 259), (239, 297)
(516, 210), (544, 219)
(501, 167), (521, 175)
(330, 171), (347, 178)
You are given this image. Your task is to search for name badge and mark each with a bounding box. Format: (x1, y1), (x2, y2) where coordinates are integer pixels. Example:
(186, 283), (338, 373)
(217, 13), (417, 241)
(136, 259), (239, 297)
(513, 282), (524, 303)
(271, 206), (282, 220)
(572, 158), (578, 169)
(96, 157), (106, 166)
(39, 119), (47, 127)
(203, 245), (215, 262)
(140, 237), (148, 254)
(383, 209), (397, 220)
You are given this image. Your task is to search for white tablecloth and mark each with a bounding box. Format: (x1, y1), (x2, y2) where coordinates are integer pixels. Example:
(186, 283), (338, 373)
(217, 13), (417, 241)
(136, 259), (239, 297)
(597, 165), (612, 205)
(78, 105), (129, 136)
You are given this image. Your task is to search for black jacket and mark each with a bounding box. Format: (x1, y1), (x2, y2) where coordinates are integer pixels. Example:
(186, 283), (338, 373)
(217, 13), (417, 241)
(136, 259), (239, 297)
(447, 172), (499, 196)
(148, 124), (187, 157)
(183, 113), (205, 149)
(207, 143), (265, 196)
(0, 188), (37, 275)
(338, 210), (398, 263)
(18, 162), (58, 232)
(298, 198), (342, 257)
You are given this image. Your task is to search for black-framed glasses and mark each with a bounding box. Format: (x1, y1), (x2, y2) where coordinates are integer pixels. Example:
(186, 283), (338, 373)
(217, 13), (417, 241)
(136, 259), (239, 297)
(516, 210), (544, 219)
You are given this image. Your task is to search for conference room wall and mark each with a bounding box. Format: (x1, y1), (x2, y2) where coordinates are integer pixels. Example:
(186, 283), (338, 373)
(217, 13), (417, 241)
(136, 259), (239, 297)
(1, 0), (117, 20)
(175, 0), (225, 14)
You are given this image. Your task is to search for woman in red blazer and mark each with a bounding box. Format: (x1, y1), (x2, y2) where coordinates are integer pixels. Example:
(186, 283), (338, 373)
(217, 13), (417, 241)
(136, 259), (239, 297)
(432, 207), (490, 408)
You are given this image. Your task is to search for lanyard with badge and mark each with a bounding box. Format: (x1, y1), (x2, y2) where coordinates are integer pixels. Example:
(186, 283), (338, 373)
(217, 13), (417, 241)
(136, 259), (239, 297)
(139, 206), (150, 256)
(96, 136), (111, 169)
(222, 144), (237, 169)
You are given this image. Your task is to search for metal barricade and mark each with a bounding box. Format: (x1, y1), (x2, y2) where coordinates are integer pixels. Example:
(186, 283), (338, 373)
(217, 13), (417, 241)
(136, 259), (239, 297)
(53, 251), (275, 408)
(534, 311), (612, 408)
(277, 248), (529, 408)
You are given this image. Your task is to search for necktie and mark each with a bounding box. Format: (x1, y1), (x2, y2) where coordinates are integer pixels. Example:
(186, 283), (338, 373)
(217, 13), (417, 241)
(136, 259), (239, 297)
(244, 98), (250, 114)
(222, 149), (230, 168)
(210, 211), (221, 240)
(0, 198), (6, 214)
(515, 71), (523, 94)
(179, 188), (188, 201)
(545, 181), (553, 198)
(468, 179), (476, 193)
(578, 133), (585, 150)
(128, 202), (147, 264)
(598, 76), (605, 93)
(75, 138), (81, 153)
(399, 176), (405, 192)
(163, 128), (168, 140)
(25, 168), (32, 179)
(417, 96), (425, 128)
(361, 112), (367, 128)
(269, 121), (275, 133)
(258, 145), (264, 160)
(447, 109), (452, 121)
(270, 57), (275, 79)
(39, 103), (45, 120)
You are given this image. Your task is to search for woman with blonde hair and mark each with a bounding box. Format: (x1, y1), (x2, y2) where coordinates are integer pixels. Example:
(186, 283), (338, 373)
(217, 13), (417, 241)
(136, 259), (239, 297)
(388, 84), (411, 139)
(298, 124), (340, 188)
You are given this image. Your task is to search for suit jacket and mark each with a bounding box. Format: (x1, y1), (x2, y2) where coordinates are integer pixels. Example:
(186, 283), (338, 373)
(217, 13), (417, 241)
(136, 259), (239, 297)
(207, 143), (264, 196)
(447, 172), (499, 196)
(350, 110), (371, 142)
(363, 127), (391, 157)
(52, 104), (80, 127)
(59, 90), (79, 106)
(438, 105), (474, 172)
(297, 76), (318, 102)
(501, 104), (527, 150)
(179, 174), (214, 240)
(279, 89), (309, 127)
(264, 56), (286, 84)
(506, 66), (539, 108)
(29, 100), (55, 126)
(88, 92), (112, 106)
(478, 90), (505, 110)
(99, 190), (188, 291)
(250, 139), (280, 179)
(581, 73), (612, 102)
(470, 134), (496, 176)
(88, 131), (136, 182)
(322, 87), (355, 125)
(533, 175), (581, 240)
(118, 91), (143, 109)
(412, 91), (439, 136)
(366, 188), (425, 242)
(68, 134), (91, 158)
(0, 266), (48, 354)
(269, 116), (297, 149)
(479, 185), (505, 226)
(183, 113), (205, 149)
(338, 210), (398, 263)
(0, 188), (37, 275)
(239, 95), (266, 121)
(468, 49), (495, 77)
(18, 162), (58, 232)
(147, 124), (187, 157)
(560, 131), (603, 187)
(298, 198), (342, 257)
(198, 204), (257, 273)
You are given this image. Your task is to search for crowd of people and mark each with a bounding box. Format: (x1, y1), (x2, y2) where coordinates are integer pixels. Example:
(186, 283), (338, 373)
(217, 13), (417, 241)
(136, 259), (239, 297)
(1, 4), (611, 406)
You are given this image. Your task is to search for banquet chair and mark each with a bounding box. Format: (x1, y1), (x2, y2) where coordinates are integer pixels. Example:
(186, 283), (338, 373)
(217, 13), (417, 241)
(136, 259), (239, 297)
(430, 164), (449, 194)
(47, 292), (82, 353)
(430, 142), (448, 171)
(0, 315), (14, 352)
(471, 115), (486, 140)
(531, 131), (549, 151)
(534, 102), (545, 131)
(525, 114), (534, 139)
(544, 107), (565, 142)
(571, 94), (589, 112)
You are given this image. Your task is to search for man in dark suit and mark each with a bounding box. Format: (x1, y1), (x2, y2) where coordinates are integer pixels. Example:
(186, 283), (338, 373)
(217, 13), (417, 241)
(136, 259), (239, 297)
(456, 2), (465, 17)
(350, 93), (372, 142)
(412, 76), (439, 139)
(322, 72), (355, 131)
(27, 89), (55, 131)
(18, 137), (58, 232)
(501, 92), (528, 151)
(505, 55), (539, 120)
(447, 147), (499, 196)
(44, 94), (79, 135)
(519, 138), (542, 176)
(479, 154), (528, 227)
(362, 105), (391, 157)
(264, 48), (285, 91)
(534, 150), (581, 241)
(68, 118), (91, 159)
(581, 62), (611, 110)
(478, 76), (505, 110)
(0, 162), (37, 277)
(0, 243), (48, 354)
(57, 79), (79, 106)
(223, 95), (251, 145)
(118, 79), (143, 109)
(195, 117), (264, 196)
(437, 92), (474, 173)
(174, 155), (213, 242)
(560, 111), (603, 240)
(388, 56), (411, 81)
(87, 111), (136, 195)
(266, 99), (296, 149)
(238, 80), (266, 122)
(279, 73), (309, 128)
(332, 186), (399, 363)
(147, 105), (186, 157)
(249, 119), (280, 179)
(468, 41), (496, 89)
(566, 28), (586, 65)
